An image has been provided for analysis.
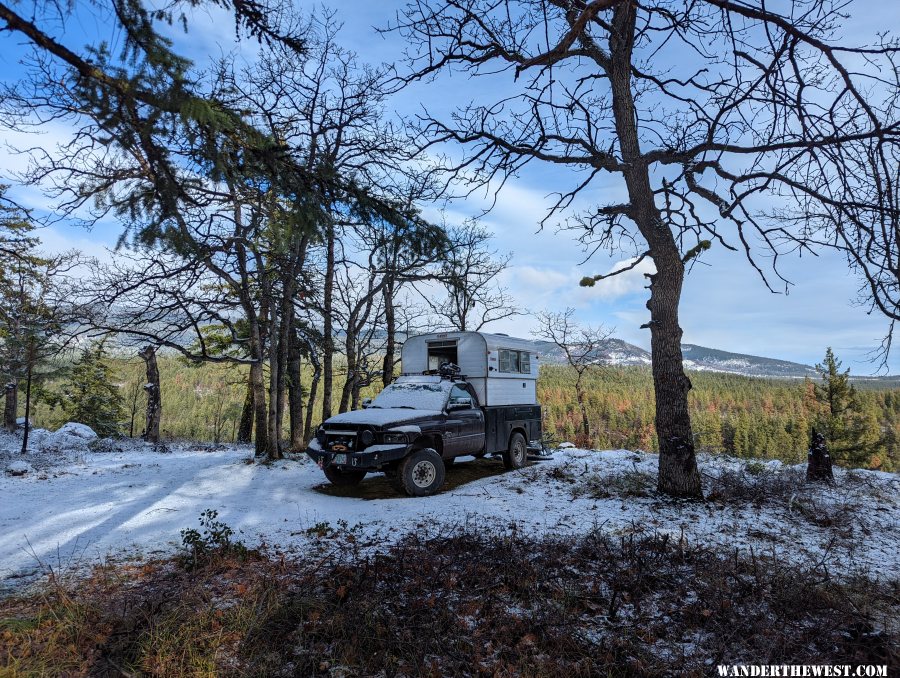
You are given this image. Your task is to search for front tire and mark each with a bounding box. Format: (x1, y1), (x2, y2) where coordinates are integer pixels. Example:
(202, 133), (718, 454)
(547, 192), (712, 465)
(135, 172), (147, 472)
(503, 432), (527, 470)
(323, 466), (366, 486)
(399, 448), (446, 496)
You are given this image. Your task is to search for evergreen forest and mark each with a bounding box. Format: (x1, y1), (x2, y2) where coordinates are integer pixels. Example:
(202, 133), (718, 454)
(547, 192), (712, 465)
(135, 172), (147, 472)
(21, 354), (900, 471)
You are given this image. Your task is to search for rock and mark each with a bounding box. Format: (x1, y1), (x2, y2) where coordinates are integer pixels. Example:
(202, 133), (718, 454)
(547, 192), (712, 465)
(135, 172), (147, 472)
(42, 422), (98, 452)
(15, 417), (33, 429)
(23, 428), (50, 453)
(6, 460), (33, 476)
(558, 442), (576, 449)
(89, 437), (126, 453)
(55, 422), (98, 440)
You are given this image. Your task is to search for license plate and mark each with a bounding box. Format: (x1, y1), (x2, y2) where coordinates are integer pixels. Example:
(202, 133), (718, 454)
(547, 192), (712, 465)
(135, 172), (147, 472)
(332, 453), (347, 465)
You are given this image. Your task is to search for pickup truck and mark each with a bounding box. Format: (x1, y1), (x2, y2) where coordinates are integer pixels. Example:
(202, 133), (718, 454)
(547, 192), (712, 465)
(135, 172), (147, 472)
(306, 372), (543, 496)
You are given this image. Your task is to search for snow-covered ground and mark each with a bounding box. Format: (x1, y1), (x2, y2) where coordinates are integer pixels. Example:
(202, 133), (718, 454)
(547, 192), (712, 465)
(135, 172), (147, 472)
(1, 430), (898, 595)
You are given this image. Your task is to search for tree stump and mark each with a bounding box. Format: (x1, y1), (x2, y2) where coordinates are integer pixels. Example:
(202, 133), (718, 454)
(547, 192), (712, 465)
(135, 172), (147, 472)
(806, 428), (834, 483)
(139, 346), (161, 444)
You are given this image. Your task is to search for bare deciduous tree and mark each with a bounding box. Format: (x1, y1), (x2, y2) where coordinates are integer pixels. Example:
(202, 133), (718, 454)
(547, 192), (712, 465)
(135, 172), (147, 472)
(533, 309), (611, 441)
(420, 222), (521, 332)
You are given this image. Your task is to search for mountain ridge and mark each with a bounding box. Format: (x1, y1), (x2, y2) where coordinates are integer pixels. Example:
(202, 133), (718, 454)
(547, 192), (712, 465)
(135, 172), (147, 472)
(530, 337), (896, 382)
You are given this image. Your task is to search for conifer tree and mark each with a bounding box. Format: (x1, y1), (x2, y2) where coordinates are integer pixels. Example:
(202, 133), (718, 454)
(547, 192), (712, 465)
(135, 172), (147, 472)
(54, 343), (126, 437)
(814, 348), (884, 468)
(0, 187), (71, 449)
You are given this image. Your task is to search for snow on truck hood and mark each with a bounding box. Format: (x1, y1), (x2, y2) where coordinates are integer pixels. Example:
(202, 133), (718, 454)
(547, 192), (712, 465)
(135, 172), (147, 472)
(323, 408), (441, 427)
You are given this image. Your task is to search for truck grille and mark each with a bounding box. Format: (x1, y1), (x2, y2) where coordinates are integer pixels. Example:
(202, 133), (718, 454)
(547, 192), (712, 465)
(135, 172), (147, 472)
(324, 430), (358, 451)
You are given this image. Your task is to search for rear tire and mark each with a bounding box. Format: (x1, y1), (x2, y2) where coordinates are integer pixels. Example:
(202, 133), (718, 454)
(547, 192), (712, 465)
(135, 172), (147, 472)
(323, 466), (366, 486)
(399, 448), (445, 496)
(442, 456), (455, 468)
(503, 432), (527, 470)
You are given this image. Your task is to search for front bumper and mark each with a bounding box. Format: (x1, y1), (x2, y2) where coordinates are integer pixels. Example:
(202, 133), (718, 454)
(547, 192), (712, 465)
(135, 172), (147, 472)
(306, 439), (409, 470)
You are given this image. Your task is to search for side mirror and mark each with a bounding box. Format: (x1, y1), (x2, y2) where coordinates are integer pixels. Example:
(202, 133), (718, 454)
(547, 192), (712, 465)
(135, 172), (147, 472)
(361, 398), (373, 409)
(448, 396), (473, 410)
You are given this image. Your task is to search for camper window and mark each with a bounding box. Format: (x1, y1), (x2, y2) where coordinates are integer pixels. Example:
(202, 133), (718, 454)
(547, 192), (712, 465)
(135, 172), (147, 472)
(499, 349), (531, 374)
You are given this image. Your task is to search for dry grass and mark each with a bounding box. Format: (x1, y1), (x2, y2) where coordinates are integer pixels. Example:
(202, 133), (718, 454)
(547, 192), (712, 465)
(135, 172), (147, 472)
(1, 527), (897, 677)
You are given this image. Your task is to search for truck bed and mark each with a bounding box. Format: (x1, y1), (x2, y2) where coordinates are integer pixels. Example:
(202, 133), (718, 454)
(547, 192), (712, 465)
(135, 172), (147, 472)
(483, 405), (542, 454)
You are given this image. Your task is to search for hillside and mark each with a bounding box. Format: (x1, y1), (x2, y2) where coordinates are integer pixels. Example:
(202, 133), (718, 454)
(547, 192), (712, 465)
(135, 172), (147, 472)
(19, 357), (900, 471)
(534, 338), (825, 378)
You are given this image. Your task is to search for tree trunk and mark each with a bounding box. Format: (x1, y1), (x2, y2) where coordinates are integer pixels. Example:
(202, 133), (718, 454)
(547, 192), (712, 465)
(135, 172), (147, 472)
(250, 359), (267, 456)
(248, 315), (268, 456)
(128, 387), (138, 438)
(646, 254), (701, 497)
(576, 377), (590, 439)
(321, 225), (335, 421)
(339, 326), (357, 414)
(266, 309), (284, 460)
(138, 346), (162, 444)
(287, 329), (305, 452)
(807, 428), (834, 482)
(304, 349), (321, 442)
(382, 277), (396, 387)
(3, 379), (17, 433)
(19, 349), (33, 455)
(609, 2), (701, 498)
(237, 373), (253, 443)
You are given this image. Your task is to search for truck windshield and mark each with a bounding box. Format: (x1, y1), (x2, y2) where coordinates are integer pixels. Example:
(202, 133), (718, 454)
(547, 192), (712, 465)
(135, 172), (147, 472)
(370, 382), (451, 411)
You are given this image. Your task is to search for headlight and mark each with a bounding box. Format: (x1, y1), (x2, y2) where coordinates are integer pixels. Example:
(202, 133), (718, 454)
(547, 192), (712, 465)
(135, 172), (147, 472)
(360, 429), (375, 447)
(382, 432), (407, 445)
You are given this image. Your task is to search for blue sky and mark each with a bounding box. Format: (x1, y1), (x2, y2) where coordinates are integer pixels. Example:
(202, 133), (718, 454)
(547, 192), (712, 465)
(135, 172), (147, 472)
(0, 0), (898, 373)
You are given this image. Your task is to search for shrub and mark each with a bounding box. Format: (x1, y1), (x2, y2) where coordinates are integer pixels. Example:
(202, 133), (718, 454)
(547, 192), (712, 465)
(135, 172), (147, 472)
(179, 509), (247, 569)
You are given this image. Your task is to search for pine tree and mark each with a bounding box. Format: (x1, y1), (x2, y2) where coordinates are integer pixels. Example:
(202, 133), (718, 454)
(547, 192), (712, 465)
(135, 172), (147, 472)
(0, 186), (69, 450)
(54, 342), (126, 437)
(813, 348), (884, 468)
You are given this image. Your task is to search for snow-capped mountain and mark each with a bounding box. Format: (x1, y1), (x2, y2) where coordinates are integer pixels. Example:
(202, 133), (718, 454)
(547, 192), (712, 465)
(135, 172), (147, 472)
(532, 338), (821, 378)
(678, 344), (819, 378)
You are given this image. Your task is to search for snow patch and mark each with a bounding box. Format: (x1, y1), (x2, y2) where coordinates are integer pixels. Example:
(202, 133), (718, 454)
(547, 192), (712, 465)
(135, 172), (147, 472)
(369, 380), (451, 411)
(387, 425), (422, 434)
(5, 460), (33, 476)
(325, 408), (443, 427)
(0, 445), (897, 594)
(42, 423), (98, 452)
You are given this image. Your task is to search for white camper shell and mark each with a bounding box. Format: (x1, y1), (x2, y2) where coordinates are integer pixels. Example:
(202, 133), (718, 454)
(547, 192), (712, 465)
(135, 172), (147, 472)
(400, 331), (539, 407)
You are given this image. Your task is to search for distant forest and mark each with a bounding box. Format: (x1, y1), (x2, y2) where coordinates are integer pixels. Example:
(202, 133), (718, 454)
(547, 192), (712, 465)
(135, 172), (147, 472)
(23, 357), (900, 472)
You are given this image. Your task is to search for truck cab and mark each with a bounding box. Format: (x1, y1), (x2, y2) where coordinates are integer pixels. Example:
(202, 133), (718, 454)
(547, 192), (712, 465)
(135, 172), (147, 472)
(306, 332), (544, 496)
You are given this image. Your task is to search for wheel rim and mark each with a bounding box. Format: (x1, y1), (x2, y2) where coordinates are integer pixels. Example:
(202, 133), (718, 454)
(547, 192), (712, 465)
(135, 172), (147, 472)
(411, 460), (437, 488)
(514, 441), (525, 462)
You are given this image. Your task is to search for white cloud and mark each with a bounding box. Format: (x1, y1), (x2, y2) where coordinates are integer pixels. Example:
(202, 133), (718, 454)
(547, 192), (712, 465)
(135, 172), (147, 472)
(506, 256), (654, 309)
(585, 256), (656, 300)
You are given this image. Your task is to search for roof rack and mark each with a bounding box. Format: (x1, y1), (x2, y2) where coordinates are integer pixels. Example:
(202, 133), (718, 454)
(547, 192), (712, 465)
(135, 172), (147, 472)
(401, 362), (468, 381)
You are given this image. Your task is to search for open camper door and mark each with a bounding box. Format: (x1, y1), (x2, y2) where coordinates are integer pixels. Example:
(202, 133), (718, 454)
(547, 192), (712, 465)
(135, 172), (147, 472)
(401, 332), (490, 404)
(401, 332), (539, 408)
